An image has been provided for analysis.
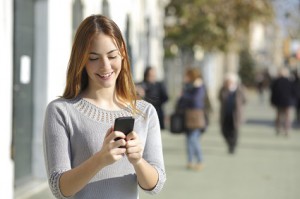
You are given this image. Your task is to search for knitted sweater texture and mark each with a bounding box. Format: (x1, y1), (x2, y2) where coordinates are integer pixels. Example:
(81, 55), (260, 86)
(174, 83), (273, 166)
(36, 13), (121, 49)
(43, 97), (166, 199)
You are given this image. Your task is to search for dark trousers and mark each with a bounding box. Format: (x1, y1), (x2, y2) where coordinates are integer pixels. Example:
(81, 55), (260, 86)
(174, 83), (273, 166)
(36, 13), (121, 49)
(221, 114), (238, 153)
(275, 107), (292, 135)
(296, 99), (300, 123)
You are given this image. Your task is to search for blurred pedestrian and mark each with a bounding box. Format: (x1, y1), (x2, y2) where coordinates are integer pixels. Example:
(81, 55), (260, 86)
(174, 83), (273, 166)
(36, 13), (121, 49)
(255, 71), (265, 104)
(43, 15), (166, 199)
(291, 70), (300, 125)
(270, 67), (295, 136)
(136, 66), (169, 129)
(219, 73), (246, 154)
(177, 68), (207, 170)
(255, 69), (271, 104)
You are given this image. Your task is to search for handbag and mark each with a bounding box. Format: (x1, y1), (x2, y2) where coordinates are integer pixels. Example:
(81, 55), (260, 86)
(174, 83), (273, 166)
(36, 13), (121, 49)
(185, 109), (206, 129)
(170, 112), (185, 134)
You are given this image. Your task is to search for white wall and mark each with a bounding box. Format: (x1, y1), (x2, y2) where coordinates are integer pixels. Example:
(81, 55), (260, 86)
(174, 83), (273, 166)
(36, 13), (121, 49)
(202, 52), (225, 111)
(146, 0), (165, 80)
(250, 22), (265, 52)
(47, 0), (73, 102)
(0, 0), (14, 198)
(82, 0), (101, 18)
(127, 0), (145, 82)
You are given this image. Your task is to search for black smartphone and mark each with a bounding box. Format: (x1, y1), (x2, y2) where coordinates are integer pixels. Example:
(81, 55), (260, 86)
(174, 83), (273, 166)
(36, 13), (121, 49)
(114, 116), (135, 139)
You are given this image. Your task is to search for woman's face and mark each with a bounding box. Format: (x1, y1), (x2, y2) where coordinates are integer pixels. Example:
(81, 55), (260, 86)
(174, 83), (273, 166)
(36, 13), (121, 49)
(225, 78), (236, 89)
(147, 68), (156, 83)
(85, 33), (122, 90)
(184, 74), (191, 84)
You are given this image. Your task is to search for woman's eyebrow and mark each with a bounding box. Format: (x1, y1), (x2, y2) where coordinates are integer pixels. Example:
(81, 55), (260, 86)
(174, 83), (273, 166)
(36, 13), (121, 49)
(107, 49), (118, 54)
(89, 49), (118, 55)
(89, 52), (99, 55)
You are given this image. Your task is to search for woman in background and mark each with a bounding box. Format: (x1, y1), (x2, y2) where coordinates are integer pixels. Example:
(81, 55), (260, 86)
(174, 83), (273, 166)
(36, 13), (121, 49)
(136, 66), (169, 129)
(177, 68), (206, 171)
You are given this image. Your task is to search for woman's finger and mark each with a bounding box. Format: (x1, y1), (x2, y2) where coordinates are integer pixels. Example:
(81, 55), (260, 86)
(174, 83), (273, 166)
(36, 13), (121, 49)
(106, 130), (126, 143)
(126, 131), (137, 141)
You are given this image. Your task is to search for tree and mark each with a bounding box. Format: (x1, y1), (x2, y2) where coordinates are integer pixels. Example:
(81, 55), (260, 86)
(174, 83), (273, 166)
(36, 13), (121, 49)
(164, 0), (274, 54)
(238, 49), (256, 87)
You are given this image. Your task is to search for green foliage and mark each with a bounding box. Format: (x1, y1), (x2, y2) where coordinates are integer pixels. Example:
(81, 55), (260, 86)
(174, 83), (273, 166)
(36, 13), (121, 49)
(238, 49), (255, 87)
(164, 0), (274, 53)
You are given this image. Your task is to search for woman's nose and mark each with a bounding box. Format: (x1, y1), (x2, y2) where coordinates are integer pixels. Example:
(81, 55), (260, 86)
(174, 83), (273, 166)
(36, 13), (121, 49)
(99, 57), (111, 69)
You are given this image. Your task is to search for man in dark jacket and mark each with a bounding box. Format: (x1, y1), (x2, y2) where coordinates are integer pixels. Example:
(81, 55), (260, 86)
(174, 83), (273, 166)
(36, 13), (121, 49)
(270, 67), (295, 136)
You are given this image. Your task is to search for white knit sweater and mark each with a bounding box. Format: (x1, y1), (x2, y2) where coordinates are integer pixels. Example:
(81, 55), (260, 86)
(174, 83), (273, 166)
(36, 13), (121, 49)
(43, 97), (166, 199)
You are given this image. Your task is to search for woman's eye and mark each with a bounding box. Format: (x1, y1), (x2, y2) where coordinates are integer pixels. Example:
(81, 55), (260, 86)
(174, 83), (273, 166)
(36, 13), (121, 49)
(89, 57), (98, 61)
(108, 56), (117, 59)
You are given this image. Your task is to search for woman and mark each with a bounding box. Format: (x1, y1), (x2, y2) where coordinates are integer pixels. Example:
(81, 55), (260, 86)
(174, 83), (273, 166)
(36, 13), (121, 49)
(177, 68), (206, 171)
(136, 66), (169, 129)
(219, 73), (246, 154)
(43, 15), (166, 199)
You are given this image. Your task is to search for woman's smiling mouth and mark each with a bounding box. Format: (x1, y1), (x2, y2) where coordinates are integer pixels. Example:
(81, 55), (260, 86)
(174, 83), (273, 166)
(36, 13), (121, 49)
(97, 71), (114, 79)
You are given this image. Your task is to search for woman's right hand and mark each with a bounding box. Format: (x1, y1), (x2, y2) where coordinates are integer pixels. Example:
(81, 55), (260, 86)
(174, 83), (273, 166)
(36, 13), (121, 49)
(98, 127), (127, 166)
(58, 127), (127, 197)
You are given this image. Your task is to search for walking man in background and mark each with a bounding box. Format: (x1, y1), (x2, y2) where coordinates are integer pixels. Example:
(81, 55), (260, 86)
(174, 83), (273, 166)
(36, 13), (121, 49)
(219, 73), (246, 154)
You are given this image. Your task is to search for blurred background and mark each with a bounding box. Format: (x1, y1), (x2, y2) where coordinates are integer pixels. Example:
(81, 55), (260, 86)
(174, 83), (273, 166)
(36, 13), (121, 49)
(1, 0), (300, 198)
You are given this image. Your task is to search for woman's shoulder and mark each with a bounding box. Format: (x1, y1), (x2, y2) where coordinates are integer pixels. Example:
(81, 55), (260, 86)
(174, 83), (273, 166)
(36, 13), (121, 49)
(47, 97), (71, 106)
(136, 99), (154, 109)
(136, 99), (156, 114)
(46, 97), (76, 112)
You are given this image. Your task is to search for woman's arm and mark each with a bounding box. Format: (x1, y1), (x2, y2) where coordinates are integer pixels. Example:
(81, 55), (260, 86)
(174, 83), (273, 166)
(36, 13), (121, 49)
(58, 152), (106, 197)
(44, 102), (127, 198)
(59, 129), (127, 197)
(126, 132), (159, 190)
(125, 105), (166, 193)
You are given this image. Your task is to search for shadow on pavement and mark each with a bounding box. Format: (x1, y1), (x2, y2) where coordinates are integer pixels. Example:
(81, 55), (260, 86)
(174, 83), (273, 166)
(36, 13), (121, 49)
(245, 118), (274, 127)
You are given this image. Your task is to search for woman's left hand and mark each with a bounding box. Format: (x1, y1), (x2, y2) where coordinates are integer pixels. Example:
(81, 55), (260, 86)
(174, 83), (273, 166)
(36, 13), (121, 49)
(126, 131), (143, 165)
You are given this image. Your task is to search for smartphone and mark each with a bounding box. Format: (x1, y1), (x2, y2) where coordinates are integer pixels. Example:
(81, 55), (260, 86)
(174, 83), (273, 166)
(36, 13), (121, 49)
(114, 116), (135, 141)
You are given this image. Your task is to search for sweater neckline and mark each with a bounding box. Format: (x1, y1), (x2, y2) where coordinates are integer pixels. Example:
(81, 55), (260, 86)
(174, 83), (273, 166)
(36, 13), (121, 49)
(80, 97), (130, 113)
(72, 97), (134, 124)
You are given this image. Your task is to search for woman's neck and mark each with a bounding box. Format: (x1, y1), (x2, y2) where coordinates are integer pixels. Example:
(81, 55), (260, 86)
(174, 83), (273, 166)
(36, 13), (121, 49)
(81, 87), (123, 111)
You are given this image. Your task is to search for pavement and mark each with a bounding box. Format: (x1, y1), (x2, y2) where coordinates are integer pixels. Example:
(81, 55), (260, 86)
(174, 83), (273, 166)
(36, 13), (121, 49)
(23, 90), (300, 199)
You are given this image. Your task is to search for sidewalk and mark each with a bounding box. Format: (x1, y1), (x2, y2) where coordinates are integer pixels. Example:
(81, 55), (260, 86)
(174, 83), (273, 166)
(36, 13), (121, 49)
(25, 90), (300, 199)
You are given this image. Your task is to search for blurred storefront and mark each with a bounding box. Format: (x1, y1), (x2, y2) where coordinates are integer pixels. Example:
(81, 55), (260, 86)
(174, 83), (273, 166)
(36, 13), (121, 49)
(1, 0), (167, 198)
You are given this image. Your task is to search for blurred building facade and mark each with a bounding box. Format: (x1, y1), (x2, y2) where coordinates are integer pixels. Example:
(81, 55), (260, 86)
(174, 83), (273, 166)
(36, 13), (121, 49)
(1, 0), (167, 198)
(0, 0), (14, 198)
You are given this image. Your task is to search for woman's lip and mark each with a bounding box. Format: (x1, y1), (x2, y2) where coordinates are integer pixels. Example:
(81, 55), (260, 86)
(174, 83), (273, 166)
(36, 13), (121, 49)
(97, 71), (114, 78)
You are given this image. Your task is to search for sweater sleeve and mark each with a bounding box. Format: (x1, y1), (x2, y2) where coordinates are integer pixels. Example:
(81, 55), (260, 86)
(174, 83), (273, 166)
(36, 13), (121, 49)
(43, 100), (72, 199)
(141, 105), (166, 194)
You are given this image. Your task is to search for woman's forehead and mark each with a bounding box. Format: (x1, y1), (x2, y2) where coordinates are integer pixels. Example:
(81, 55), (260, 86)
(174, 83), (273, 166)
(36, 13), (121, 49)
(89, 33), (119, 52)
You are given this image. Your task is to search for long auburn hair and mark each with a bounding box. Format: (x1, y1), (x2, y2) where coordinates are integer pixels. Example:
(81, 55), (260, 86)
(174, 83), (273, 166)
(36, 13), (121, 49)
(63, 14), (138, 112)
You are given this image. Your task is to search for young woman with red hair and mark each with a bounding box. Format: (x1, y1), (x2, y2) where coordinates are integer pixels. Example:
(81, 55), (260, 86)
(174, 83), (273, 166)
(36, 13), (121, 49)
(43, 15), (166, 199)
